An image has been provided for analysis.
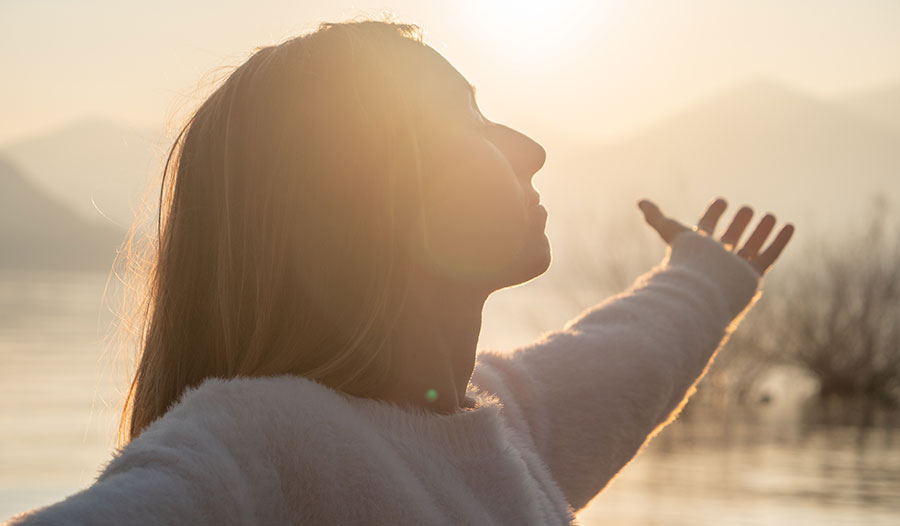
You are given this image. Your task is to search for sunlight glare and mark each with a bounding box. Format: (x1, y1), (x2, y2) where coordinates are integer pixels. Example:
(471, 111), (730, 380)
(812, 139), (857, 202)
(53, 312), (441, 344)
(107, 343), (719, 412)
(461, 0), (602, 59)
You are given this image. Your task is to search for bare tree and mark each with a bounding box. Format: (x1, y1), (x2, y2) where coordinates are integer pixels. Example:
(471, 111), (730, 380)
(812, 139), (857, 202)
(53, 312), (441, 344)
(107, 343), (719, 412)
(777, 197), (900, 408)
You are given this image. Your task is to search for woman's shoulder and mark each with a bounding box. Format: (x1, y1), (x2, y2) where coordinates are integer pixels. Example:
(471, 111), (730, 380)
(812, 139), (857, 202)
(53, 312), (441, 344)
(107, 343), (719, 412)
(7, 376), (362, 525)
(175, 374), (348, 421)
(100, 375), (357, 481)
(164, 374), (353, 433)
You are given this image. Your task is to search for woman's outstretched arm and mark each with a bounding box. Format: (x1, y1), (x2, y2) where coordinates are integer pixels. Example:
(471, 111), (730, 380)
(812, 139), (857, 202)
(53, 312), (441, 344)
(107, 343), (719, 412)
(470, 197), (794, 512)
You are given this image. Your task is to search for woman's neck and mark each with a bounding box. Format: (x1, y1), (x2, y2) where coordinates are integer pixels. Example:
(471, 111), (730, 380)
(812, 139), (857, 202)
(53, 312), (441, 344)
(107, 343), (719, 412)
(377, 265), (490, 415)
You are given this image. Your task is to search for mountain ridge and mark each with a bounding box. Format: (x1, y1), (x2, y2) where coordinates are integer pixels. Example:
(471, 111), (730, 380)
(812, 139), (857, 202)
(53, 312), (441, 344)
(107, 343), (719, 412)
(0, 156), (124, 270)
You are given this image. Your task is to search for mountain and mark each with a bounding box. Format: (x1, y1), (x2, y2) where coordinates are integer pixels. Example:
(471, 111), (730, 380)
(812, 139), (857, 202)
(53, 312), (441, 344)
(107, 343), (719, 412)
(0, 156), (123, 270)
(544, 78), (900, 258)
(1, 117), (166, 229)
(835, 81), (900, 133)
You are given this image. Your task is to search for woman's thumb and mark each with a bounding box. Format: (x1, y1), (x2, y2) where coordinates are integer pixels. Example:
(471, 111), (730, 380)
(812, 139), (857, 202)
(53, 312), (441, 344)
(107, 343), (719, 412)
(637, 199), (659, 227)
(637, 199), (679, 244)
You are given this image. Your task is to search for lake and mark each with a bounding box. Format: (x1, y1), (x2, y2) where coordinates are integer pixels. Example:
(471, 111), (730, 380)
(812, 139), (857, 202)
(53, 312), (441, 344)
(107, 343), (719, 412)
(1, 271), (898, 524)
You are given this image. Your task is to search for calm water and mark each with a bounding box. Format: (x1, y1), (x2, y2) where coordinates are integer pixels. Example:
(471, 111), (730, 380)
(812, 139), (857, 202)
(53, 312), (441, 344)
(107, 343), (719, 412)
(1, 272), (898, 524)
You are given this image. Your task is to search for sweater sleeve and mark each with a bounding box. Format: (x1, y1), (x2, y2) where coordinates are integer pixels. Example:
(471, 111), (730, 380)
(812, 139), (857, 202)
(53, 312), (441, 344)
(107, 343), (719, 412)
(470, 228), (763, 512)
(5, 406), (257, 525)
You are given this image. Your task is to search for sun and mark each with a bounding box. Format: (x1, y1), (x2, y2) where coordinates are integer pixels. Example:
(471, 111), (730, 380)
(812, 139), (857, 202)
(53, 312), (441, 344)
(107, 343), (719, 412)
(460, 1), (602, 59)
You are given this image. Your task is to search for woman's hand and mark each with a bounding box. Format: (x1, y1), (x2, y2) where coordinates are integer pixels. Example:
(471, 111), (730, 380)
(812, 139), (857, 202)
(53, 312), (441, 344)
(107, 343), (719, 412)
(637, 197), (795, 276)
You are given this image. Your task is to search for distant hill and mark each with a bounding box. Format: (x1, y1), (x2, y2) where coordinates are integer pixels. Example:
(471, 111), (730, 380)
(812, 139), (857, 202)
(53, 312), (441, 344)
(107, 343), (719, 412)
(835, 81), (900, 133)
(545, 78), (900, 255)
(0, 156), (123, 270)
(1, 117), (166, 228)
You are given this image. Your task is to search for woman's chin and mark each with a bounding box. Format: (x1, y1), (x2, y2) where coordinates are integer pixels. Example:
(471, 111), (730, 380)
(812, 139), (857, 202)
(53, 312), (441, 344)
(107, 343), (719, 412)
(425, 229), (551, 292)
(495, 231), (551, 289)
(528, 231), (552, 277)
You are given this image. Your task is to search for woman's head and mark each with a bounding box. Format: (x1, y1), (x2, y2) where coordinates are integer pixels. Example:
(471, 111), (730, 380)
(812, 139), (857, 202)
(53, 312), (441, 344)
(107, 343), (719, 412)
(117, 17), (548, 444)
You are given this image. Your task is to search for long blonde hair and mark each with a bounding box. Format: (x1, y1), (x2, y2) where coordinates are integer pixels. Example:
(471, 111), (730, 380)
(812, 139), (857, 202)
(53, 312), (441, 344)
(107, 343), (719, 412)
(115, 17), (436, 446)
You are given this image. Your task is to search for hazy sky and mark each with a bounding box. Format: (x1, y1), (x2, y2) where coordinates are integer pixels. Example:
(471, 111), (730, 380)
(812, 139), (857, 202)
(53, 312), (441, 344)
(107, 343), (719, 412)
(2, 0), (899, 144)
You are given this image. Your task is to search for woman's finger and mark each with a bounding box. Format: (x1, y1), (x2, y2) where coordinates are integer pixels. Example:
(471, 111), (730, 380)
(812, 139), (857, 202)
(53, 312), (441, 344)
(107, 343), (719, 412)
(638, 199), (688, 244)
(737, 214), (777, 260)
(752, 224), (795, 274)
(720, 206), (753, 250)
(697, 197), (728, 235)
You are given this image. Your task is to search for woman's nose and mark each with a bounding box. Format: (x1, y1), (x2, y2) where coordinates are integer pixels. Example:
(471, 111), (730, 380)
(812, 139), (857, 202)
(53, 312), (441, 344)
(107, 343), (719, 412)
(525, 134), (547, 178)
(492, 123), (546, 180)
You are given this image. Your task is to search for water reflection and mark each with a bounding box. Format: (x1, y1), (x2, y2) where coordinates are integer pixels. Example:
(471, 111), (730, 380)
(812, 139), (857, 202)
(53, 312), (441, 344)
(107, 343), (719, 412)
(582, 404), (900, 525)
(1, 272), (898, 525)
(0, 270), (121, 516)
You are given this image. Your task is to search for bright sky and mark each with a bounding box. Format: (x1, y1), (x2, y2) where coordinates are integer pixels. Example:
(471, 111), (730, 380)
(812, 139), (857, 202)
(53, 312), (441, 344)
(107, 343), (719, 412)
(2, 0), (899, 144)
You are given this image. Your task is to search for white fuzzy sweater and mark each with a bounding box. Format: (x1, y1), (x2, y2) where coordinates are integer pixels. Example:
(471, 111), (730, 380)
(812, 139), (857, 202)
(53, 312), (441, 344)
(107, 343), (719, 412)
(8, 229), (763, 526)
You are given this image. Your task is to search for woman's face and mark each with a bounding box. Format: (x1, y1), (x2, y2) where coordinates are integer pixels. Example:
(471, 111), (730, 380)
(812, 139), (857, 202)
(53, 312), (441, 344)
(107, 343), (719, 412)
(416, 53), (550, 291)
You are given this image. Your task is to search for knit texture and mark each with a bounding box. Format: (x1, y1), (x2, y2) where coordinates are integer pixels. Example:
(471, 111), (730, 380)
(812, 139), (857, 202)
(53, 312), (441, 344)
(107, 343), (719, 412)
(7, 229), (763, 525)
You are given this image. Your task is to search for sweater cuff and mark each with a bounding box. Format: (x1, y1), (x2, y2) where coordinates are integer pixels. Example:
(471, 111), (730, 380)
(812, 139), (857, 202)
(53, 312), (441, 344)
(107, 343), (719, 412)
(663, 228), (763, 319)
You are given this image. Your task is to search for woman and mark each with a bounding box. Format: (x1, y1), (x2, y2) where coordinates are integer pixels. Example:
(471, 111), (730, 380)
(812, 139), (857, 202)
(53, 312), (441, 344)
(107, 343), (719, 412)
(9, 18), (793, 525)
